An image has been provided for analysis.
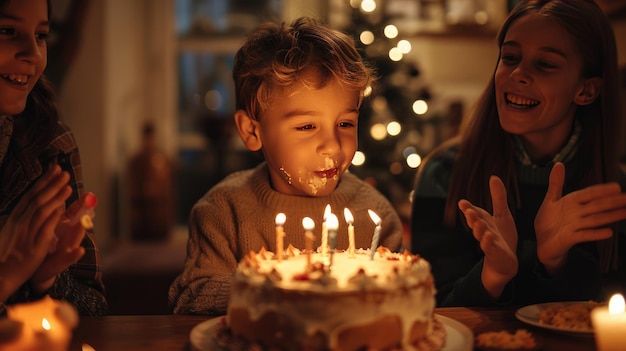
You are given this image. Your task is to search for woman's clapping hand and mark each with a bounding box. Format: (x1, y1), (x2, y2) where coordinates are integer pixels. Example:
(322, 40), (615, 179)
(535, 162), (626, 274)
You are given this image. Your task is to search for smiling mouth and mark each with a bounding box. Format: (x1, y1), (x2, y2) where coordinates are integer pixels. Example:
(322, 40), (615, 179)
(506, 93), (539, 109)
(315, 168), (338, 178)
(1, 74), (29, 85)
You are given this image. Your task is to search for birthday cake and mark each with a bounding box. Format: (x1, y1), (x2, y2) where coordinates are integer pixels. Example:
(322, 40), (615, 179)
(221, 246), (444, 351)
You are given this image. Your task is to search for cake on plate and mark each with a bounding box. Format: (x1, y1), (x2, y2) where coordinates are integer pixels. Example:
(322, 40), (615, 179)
(221, 246), (444, 351)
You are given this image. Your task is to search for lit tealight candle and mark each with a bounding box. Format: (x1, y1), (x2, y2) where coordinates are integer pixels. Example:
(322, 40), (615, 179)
(4, 296), (79, 351)
(592, 293), (626, 351)
(321, 204), (331, 256)
(302, 217), (315, 270)
(343, 208), (355, 258)
(275, 213), (286, 262)
(368, 209), (381, 260)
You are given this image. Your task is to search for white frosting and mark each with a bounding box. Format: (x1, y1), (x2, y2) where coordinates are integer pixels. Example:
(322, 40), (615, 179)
(228, 248), (436, 349)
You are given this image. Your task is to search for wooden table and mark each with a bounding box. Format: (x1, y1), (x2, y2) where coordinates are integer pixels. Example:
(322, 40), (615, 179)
(68, 307), (598, 351)
(436, 307), (596, 351)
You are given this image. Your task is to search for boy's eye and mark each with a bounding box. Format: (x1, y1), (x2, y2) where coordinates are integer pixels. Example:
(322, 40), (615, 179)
(36, 32), (50, 40)
(296, 124), (315, 131)
(339, 121), (355, 128)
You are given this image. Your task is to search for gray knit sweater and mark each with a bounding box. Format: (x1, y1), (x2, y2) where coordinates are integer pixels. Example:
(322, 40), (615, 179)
(168, 162), (403, 316)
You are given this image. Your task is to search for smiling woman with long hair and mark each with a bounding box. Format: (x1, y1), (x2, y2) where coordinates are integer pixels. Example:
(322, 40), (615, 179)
(411, 0), (626, 307)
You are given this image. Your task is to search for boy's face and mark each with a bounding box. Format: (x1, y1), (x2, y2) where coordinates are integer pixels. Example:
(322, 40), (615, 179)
(0, 0), (48, 116)
(241, 74), (360, 197)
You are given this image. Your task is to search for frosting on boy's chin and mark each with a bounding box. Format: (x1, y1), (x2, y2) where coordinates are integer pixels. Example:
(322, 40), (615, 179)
(307, 175), (329, 195)
(276, 168), (339, 196)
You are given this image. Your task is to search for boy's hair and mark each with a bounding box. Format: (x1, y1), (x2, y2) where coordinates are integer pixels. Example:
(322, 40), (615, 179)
(233, 16), (376, 121)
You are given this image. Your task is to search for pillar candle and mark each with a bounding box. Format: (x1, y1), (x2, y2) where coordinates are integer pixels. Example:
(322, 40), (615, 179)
(592, 293), (626, 351)
(302, 217), (315, 270)
(326, 213), (338, 267)
(343, 208), (355, 258)
(275, 213), (286, 262)
(321, 204), (331, 256)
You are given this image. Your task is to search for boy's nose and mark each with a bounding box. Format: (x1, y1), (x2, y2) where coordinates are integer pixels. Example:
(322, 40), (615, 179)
(318, 130), (340, 156)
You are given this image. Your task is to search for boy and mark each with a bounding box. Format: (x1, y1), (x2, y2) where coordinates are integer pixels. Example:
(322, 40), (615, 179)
(169, 17), (403, 316)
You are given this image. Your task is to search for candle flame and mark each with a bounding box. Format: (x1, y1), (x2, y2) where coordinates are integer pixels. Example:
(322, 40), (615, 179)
(275, 213), (286, 226)
(609, 293), (625, 315)
(326, 213), (339, 230)
(82, 343), (96, 351)
(323, 204), (332, 219)
(343, 208), (354, 224)
(41, 317), (51, 330)
(302, 217), (315, 231)
(368, 209), (381, 225)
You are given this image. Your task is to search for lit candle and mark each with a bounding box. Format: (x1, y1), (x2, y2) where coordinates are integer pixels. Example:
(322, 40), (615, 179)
(343, 208), (355, 258)
(326, 213), (338, 268)
(4, 296), (79, 351)
(302, 217), (315, 270)
(275, 213), (286, 262)
(592, 293), (626, 351)
(321, 204), (331, 256)
(368, 209), (381, 260)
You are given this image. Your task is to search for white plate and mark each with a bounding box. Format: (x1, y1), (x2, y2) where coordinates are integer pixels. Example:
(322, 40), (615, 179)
(437, 314), (474, 351)
(515, 302), (596, 336)
(190, 315), (473, 351)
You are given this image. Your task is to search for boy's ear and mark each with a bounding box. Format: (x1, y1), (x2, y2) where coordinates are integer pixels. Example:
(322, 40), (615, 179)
(574, 77), (602, 106)
(234, 109), (262, 151)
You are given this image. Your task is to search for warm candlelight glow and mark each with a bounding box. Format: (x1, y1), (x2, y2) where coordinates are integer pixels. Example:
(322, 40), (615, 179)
(275, 213), (286, 262)
(275, 213), (286, 226)
(368, 209), (381, 225)
(302, 217), (315, 270)
(592, 293), (626, 351)
(321, 204), (331, 256)
(609, 294), (625, 315)
(302, 217), (315, 232)
(368, 209), (381, 260)
(4, 296), (79, 351)
(344, 208), (355, 258)
(326, 213), (338, 230)
(343, 208), (354, 224)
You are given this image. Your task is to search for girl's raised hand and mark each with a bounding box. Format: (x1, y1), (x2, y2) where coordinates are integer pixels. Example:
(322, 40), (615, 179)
(535, 162), (626, 275)
(0, 165), (72, 302)
(459, 175), (518, 300)
(30, 192), (97, 293)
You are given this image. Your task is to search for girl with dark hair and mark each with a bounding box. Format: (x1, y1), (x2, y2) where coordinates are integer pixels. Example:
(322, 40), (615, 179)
(0, 0), (107, 315)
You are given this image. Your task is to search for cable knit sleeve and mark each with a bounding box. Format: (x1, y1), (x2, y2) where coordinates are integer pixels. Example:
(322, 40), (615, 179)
(168, 191), (239, 316)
